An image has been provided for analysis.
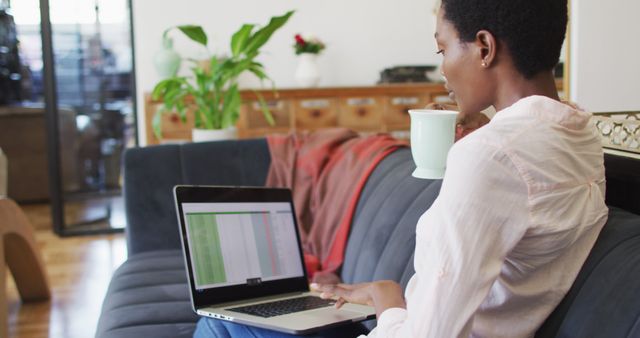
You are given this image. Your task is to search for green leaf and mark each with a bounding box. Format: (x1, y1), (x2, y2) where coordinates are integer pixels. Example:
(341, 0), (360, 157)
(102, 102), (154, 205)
(152, 77), (195, 135)
(194, 67), (208, 93)
(248, 62), (268, 81)
(152, 77), (189, 99)
(243, 11), (294, 55)
(151, 78), (176, 100)
(177, 25), (208, 46)
(174, 92), (188, 122)
(209, 56), (219, 74)
(152, 106), (164, 139)
(212, 58), (235, 84)
(231, 24), (254, 57)
(254, 91), (275, 126)
(194, 96), (210, 128)
(193, 106), (203, 129)
(230, 59), (254, 78)
(221, 85), (241, 128)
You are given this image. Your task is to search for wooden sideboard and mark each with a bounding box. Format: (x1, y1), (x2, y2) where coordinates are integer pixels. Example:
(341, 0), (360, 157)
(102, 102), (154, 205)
(144, 83), (452, 145)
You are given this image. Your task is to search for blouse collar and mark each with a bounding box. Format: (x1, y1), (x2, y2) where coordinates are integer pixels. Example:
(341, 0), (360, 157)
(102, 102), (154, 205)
(492, 95), (591, 130)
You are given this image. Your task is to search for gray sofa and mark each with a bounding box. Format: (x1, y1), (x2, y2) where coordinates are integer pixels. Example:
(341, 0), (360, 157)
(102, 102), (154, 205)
(96, 138), (640, 338)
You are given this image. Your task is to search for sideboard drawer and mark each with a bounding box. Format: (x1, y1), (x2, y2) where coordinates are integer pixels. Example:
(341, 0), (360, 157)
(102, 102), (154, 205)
(243, 100), (290, 129)
(294, 98), (338, 130)
(337, 97), (383, 131)
(382, 95), (430, 129)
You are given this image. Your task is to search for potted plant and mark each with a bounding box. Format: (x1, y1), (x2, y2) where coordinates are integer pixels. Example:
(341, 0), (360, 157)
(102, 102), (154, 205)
(151, 11), (294, 142)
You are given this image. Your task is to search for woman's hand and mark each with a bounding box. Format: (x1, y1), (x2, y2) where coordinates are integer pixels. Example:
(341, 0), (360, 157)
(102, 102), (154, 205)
(311, 271), (342, 284)
(311, 280), (406, 317)
(424, 102), (489, 141)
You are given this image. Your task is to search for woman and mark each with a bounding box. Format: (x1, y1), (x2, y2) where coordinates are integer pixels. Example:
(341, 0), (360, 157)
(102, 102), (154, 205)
(195, 0), (608, 336)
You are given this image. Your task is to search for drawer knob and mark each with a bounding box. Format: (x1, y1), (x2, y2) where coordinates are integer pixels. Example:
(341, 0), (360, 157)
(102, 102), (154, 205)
(311, 110), (322, 118)
(170, 114), (180, 123)
(357, 108), (367, 117)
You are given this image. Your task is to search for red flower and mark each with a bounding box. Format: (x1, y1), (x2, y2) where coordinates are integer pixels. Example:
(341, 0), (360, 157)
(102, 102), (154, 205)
(293, 33), (325, 55)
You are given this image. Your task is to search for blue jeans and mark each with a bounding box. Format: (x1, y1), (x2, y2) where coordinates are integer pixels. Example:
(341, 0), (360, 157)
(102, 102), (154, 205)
(193, 317), (370, 338)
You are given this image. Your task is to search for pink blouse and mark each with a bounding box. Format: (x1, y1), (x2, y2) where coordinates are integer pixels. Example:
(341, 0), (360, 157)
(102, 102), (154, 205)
(365, 96), (609, 338)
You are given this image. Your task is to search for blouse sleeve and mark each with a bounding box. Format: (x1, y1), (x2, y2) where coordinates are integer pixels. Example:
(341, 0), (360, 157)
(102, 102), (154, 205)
(366, 139), (531, 338)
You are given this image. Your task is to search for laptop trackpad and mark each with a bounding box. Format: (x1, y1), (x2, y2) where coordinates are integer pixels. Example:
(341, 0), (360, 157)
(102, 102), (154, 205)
(299, 307), (368, 322)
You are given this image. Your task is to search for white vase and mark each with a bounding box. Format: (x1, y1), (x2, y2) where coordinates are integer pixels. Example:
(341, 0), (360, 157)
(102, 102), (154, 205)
(153, 38), (181, 79)
(295, 53), (321, 87)
(191, 127), (238, 142)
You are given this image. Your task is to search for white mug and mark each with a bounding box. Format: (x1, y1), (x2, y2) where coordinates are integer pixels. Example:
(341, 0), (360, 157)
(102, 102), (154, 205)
(408, 109), (458, 179)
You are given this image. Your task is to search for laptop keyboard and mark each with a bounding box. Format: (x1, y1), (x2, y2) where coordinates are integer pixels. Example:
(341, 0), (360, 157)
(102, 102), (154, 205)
(227, 296), (336, 318)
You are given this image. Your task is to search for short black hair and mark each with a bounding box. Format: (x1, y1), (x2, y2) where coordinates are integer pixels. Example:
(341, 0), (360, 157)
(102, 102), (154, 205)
(441, 0), (567, 79)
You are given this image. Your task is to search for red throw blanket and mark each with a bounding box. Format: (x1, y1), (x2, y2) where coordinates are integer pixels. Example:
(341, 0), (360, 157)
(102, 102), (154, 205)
(266, 128), (407, 278)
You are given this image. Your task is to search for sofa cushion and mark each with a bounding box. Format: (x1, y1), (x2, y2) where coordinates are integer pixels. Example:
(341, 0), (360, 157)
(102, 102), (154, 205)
(95, 250), (198, 338)
(343, 148), (440, 287)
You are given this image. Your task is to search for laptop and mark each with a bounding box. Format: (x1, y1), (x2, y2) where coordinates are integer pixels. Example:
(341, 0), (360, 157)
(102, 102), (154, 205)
(173, 185), (375, 334)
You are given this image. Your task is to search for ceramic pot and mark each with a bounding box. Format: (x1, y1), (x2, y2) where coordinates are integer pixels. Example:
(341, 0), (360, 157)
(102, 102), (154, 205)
(191, 127), (238, 142)
(153, 38), (181, 78)
(295, 53), (320, 87)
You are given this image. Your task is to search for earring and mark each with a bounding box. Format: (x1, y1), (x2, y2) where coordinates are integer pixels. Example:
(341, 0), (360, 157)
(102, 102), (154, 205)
(482, 61), (487, 67)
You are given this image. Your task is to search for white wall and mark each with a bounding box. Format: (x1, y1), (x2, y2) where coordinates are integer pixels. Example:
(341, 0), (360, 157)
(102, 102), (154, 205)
(134, 0), (639, 143)
(132, 0), (441, 144)
(570, 0), (640, 112)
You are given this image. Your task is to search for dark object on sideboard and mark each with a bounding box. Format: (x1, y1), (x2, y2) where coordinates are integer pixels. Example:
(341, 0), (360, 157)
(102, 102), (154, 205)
(378, 65), (437, 84)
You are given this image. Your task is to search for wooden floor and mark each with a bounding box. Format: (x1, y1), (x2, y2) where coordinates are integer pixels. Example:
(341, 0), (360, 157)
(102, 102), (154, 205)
(6, 204), (126, 338)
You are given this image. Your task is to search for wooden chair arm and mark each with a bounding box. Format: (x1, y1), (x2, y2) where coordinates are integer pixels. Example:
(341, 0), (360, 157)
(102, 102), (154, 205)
(0, 198), (51, 338)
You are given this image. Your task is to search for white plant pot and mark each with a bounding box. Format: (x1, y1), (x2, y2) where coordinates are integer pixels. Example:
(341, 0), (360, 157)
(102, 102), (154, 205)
(295, 53), (321, 87)
(192, 127), (238, 142)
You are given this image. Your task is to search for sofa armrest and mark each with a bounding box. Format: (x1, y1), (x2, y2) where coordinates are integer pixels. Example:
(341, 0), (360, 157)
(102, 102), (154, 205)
(123, 138), (270, 256)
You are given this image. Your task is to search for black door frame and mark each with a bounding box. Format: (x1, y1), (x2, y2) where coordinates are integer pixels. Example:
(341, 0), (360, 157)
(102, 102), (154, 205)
(39, 0), (138, 236)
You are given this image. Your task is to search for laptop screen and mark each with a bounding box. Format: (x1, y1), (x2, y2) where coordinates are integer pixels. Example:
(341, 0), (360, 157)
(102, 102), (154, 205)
(181, 202), (305, 290)
(174, 186), (311, 307)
